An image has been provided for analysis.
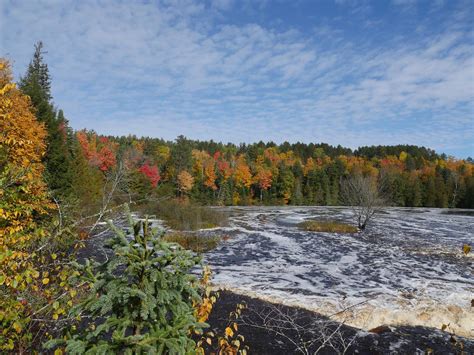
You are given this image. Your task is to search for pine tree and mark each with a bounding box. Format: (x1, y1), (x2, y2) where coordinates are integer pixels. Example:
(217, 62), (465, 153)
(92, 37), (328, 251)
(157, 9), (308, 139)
(412, 178), (422, 207)
(321, 172), (331, 205)
(434, 175), (448, 207)
(292, 178), (304, 205)
(424, 176), (436, 207)
(45, 210), (206, 353)
(18, 42), (73, 197)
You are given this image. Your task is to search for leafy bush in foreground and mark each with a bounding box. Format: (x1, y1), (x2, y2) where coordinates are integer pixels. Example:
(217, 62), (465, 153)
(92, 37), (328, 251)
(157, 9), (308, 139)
(45, 210), (207, 354)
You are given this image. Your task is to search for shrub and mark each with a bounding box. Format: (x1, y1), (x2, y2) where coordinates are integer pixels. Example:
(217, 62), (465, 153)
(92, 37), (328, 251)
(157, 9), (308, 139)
(299, 220), (358, 233)
(463, 244), (471, 255)
(162, 233), (221, 253)
(45, 209), (208, 354)
(152, 199), (228, 231)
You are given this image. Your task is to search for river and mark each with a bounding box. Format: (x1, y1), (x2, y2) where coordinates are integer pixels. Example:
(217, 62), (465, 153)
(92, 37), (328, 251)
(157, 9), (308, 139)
(199, 207), (473, 337)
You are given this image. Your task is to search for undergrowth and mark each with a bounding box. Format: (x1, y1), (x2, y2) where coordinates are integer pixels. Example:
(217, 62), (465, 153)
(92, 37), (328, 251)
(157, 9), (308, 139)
(152, 199), (229, 231)
(163, 233), (222, 253)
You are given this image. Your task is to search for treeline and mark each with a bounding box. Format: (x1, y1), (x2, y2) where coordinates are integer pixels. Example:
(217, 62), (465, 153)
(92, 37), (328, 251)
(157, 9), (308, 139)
(8, 42), (474, 212)
(73, 134), (471, 208)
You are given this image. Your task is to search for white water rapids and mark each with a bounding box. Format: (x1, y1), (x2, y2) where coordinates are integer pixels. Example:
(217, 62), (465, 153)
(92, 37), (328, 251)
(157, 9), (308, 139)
(197, 207), (474, 337)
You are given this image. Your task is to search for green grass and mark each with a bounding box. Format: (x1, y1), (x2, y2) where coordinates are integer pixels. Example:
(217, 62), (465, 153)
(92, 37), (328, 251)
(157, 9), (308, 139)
(162, 233), (221, 253)
(299, 220), (358, 233)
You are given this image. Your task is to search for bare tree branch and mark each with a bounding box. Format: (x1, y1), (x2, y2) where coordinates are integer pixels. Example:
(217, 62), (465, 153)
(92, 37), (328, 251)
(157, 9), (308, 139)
(340, 174), (387, 230)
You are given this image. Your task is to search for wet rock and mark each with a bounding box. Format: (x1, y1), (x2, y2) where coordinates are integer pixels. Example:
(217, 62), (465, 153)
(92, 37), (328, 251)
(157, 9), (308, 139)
(369, 325), (392, 334)
(206, 290), (474, 355)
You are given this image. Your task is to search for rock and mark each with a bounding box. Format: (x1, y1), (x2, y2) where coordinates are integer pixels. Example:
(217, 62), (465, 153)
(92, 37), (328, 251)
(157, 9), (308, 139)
(369, 325), (392, 334)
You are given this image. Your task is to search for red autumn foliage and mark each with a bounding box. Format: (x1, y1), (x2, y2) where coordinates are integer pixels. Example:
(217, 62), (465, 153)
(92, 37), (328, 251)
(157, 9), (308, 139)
(139, 163), (161, 188)
(213, 151), (222, 161)
(76, 131), (117, 171)
(216, 159), (232, 180)
(97, 145), (117, 171)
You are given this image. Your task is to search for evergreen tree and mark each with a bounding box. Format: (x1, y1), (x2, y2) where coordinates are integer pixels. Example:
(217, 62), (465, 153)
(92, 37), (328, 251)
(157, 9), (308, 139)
(292, 178), (304, 205)
(18, 42), (73, 197)
(411, 178), (423, 207)
(321, 172), (331, 205)
(424, 176), (436, 207)
(331, 179), (340, 205)
(434, 175), (448, 207)
(405, 154), (416, 171)
(459, 175), (474, 208)
(172, 136), (193, 171)
(45, 211), (206, 353)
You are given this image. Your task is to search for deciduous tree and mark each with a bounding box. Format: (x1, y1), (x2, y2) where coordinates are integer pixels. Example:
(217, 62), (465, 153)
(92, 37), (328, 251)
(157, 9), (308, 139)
(0, 59), (54, 351)
(177, 170), (194, 196)
(340, 174), (387, 230)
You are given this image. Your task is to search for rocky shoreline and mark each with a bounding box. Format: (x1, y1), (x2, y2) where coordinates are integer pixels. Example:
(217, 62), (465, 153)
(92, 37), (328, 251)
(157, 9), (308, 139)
(207, 290), (474, 354)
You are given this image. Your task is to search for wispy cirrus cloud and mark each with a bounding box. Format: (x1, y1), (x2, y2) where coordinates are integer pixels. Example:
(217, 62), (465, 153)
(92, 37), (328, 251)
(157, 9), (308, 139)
(0, 0), (473, 157)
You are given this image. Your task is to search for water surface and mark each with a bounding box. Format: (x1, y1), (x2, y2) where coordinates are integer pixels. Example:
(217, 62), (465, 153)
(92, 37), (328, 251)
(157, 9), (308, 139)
(202, 207), (474, 336)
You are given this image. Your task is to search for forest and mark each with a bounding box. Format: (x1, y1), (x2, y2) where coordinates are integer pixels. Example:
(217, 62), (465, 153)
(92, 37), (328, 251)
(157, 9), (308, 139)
(1, 43), (473, 353)
(7, 44), (474, 211)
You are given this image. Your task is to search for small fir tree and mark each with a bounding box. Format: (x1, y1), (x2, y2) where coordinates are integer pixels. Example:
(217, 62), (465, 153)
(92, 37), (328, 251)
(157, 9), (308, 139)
(45, 208), (207, 354)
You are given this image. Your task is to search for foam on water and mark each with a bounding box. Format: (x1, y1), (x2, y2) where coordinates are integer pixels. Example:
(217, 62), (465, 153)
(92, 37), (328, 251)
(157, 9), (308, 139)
(203, 207), (474, 337)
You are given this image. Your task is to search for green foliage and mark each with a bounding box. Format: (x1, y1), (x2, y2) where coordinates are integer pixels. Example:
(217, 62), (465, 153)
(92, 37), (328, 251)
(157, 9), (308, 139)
(299, 220), (358, 233)
(18, 42), (74, 198)
(45, 208), (207, 354)
(69, 137), (104, 214)
(355, 145), (439, 161)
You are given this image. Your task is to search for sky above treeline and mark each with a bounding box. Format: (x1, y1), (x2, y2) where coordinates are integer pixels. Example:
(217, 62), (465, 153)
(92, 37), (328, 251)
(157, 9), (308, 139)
(1, 0), (473, 158)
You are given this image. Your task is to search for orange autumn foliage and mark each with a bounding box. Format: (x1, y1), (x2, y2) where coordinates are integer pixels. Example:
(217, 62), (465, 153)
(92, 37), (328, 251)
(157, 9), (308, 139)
(255, 168), (272, 191)
(233, 156), (252, 189)
(204, 162), (218, 191)
(177, 170), (194, 194)
(0, 59), (54, 350)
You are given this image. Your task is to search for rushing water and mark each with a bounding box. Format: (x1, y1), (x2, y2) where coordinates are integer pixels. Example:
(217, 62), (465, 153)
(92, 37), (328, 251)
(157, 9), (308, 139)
(199, 207), (474, 337)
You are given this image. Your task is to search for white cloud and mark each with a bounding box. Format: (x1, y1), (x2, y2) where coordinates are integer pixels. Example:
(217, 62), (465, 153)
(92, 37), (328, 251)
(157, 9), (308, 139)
(0, 0), (473, 156)
(211, 0), (234, 11)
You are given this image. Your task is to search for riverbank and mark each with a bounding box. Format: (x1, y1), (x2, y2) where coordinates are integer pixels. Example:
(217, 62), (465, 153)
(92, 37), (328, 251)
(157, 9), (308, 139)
(208, 290), (473, 354)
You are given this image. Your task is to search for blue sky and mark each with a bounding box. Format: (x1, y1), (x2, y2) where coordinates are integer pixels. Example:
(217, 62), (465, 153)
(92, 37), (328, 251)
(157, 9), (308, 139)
(1, 0), (473, 158)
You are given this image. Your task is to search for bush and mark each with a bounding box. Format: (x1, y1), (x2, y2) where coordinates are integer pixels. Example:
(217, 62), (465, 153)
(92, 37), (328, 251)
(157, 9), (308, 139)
(152, 199), (228, 231)
(299, 220), (358, 233)
(45, 209), (208, 354)
(163, 233), (221, 253)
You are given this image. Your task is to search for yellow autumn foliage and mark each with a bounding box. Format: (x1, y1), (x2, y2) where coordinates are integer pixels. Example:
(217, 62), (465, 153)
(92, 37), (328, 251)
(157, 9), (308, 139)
(0, 58), (54, 350)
